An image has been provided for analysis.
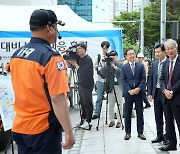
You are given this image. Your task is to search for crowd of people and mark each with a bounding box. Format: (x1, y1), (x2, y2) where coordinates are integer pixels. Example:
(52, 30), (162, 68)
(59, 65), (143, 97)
(68, 39), (180, 152)
(5, 8), (180, 153)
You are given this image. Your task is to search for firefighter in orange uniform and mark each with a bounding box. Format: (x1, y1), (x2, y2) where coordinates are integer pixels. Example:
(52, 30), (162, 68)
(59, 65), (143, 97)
(10, 9), (75, 154)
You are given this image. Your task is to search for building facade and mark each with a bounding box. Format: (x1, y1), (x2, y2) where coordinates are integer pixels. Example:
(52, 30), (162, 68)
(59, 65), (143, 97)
(115, 0), (150, 14)
(58, 0), (114, 27)
(57, 0), (92, 22)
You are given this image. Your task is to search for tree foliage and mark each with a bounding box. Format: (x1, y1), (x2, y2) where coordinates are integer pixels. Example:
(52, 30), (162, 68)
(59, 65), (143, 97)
(113, 0), (180, 57)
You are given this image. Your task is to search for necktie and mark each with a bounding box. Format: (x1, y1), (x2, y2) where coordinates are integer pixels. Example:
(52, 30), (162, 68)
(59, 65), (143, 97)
(156, 62), (163, 88)
(167, 60), (173, 89)
(131, 63), (135, 75)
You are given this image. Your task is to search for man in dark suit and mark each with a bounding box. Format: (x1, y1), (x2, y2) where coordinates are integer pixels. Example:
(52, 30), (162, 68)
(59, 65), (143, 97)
(121, 48), (146, 140)
(159, 39), (180, 151)
(147, 44), (167, 143)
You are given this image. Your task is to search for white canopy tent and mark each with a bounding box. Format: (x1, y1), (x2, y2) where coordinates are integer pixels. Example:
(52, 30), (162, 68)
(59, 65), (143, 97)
(0, 5), (109, 31)
(0, 5), (123, 65)
(0, 5), (123, 131)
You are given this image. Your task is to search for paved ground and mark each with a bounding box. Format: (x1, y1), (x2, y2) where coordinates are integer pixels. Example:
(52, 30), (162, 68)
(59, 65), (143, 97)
(1, 96), (180, 154)
(63, 99), (180, 154)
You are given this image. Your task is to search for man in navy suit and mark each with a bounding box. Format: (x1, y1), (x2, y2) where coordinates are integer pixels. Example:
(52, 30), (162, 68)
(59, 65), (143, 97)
(147, 44), (167, 143)
(159, 39), (180, 151)
(121, 48), (146, 140)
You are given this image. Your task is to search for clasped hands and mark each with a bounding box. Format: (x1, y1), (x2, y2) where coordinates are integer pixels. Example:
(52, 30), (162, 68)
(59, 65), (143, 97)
(128, 87), (141, 95)
(163, 89), (173, 99)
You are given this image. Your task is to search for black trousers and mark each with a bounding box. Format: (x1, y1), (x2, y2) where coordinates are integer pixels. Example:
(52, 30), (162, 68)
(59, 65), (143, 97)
(154, 88), (165, 137)
(79, 86), (93, 123)
(164, 99), (180, 146)
(12, 119), (62, 154)
(124, 95), (144, 134)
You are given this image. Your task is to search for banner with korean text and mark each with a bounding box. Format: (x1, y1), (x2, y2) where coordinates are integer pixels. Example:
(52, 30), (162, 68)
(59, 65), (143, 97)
(0, 30), (123, 65)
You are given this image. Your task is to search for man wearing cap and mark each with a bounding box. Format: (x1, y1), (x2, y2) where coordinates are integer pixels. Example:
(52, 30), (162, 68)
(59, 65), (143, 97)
(10, 9), (75, 154)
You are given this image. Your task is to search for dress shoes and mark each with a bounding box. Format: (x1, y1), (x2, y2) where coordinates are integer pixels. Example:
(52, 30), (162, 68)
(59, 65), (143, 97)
(102, 96), (106, 100)
(159, 144), (177, 151)
(108, 121), (115, 127)
(124, 134), (131, 140)
(144, 104), (151, 109)
(151, 136), (164, 143)
(138, 133), (146, 140)
(163, 139), (170, 145)
(116, 122), (121, 128)
(92, 115), (99, 120)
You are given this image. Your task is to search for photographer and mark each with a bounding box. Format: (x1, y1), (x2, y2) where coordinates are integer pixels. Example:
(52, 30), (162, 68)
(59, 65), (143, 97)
(69, 43), (94, 130)
(104, 51), (123, 128)
(92, 41), (110, 119)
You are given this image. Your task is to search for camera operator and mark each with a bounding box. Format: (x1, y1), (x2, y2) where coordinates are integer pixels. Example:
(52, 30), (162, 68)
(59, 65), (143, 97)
(105, 51), (123, 128)
(92, 41), (110, 119)
(69, 43), (94, 130)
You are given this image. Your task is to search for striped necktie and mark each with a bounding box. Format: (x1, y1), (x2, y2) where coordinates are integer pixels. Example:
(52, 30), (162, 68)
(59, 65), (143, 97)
(156, 62), (163, 88)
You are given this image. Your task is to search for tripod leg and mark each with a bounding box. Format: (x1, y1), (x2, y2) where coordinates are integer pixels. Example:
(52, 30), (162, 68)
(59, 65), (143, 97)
(113, 86), (124, 130)
(105, 92), (109, 125)
(96, 98), (104, 131)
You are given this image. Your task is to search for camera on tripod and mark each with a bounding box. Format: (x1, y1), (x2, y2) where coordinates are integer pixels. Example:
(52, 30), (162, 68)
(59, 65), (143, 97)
(102, 51), (117, 63)
(63, 45), (80, 61)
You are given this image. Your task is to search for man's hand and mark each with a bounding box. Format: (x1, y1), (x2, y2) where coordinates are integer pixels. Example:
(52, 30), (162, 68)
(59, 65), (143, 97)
(134, 87), (141, 94)
(163, 89), (173, 99)
(61, 132), (76, 149)
(128, 89), (135, 95)
(69, 60), (79, 69)
(51, 94), (76, 150)
(94, 64), (99, 69)
(111, 63), (116, 69)
(148, 95), (153, 102)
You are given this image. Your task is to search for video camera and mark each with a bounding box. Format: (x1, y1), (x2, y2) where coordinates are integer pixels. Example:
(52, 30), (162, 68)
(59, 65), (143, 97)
(102, 51), (117, 63)
(62, 45), (80, 61)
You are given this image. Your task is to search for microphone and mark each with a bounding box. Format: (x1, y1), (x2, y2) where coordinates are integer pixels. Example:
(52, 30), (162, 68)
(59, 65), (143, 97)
(57, 20), (65, 26)
(55, 28), (62, 39)
(58, 33), (62, 39)
(48, 21), (62, 39)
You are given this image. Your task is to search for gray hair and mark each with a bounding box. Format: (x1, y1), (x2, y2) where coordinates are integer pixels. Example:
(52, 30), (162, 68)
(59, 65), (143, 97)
(164, 39), (178, 49)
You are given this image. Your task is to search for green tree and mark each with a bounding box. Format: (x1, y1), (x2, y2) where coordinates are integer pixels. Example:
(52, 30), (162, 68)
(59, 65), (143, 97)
(167, 0), (180, 20)
(113, 0), (180, 57)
